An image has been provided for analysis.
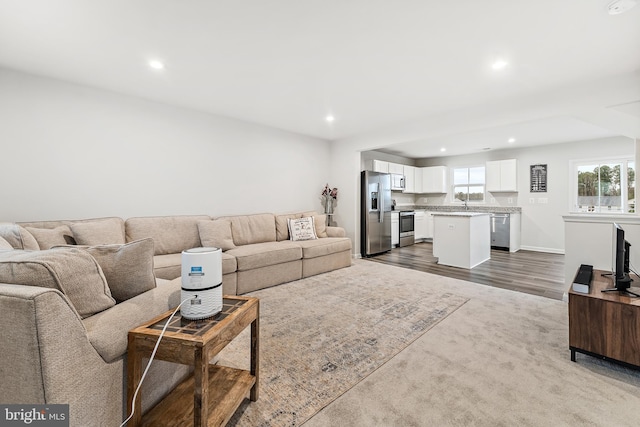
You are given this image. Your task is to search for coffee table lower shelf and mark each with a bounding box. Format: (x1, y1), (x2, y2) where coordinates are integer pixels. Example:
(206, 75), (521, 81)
(141, 365), (256, 427)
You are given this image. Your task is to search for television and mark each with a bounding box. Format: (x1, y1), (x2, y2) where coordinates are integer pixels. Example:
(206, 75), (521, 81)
(602, 223), (640, 297)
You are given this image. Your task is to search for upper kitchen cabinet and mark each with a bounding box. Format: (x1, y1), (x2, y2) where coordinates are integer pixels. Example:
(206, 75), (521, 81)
(421, 166), (448, 193)
(414, 167), (423, 193)
(403, 165), (416, 193)
(371, 160), (389, 173)
(486, 159), (517, 192)
(388, 162), (405, 175)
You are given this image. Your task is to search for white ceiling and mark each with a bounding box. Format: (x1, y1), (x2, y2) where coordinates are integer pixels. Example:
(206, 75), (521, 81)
(0, 0), (638, 158)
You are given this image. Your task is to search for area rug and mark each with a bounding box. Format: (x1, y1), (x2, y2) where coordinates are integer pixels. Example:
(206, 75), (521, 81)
(219, 260), (468, 427)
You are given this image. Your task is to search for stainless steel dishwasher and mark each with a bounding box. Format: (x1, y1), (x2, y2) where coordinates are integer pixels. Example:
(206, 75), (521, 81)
(490, 213), (510, 250)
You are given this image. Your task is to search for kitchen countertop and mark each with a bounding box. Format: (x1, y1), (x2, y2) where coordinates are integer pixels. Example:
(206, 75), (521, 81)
(431, 212), (491, 217)
(402, 205), (522, 213)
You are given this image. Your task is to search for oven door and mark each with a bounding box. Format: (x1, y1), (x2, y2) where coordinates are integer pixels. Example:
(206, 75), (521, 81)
(399, 211), (415, 247)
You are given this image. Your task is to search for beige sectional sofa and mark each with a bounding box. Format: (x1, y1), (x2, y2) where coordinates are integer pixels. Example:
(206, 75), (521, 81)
(0, 210), (351, 426)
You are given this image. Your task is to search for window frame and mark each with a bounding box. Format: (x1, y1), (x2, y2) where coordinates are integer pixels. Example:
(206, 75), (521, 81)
(451, 165), (486, 204)
(570, 156), (635, 214)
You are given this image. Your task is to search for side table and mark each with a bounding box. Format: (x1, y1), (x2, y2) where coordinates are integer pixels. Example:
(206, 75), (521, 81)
(126, 296), (259, 427)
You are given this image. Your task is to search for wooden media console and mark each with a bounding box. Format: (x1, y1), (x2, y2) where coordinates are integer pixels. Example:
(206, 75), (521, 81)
(568, 270), (640, 368)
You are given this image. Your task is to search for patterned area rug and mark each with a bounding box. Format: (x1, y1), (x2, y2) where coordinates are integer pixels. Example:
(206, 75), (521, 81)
(220, 260), (468, 427)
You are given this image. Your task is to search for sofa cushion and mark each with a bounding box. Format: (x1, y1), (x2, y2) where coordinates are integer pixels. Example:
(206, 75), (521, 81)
(0, 236), (13, 250)
(0, 248), (115, 318)
(288, 217), (318, 241)
(70, 217), (125, 245)
(153, 253), (181, 280)
(221, 252), (238, 275)
(224, 213), (276, 246)
(125, 215), (210, 255)
(83, 278), (181, 362)
(197, 220), (236, 251)
(79, 238), (156, 303)
(0, 223), (39, 250)
(25, 225), (75, 249)
(295, 237), (352, 259)
(152, 252), (237, 279)
(313, 214), (328, 238)
(275, 213), (302, 241)
(226, 241), (301, 271)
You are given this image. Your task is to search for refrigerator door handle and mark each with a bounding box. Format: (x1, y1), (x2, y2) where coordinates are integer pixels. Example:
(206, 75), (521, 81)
(379, 186), (384, 223)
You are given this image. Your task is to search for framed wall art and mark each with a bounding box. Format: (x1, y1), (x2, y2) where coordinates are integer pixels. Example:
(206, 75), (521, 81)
(530, 164), (547, 192)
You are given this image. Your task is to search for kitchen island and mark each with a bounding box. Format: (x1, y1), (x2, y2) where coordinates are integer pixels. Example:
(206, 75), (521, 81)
(432, 212), (491, 269)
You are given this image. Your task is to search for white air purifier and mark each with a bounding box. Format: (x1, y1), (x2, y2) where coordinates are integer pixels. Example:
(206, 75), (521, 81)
(180, 247), (223, 320)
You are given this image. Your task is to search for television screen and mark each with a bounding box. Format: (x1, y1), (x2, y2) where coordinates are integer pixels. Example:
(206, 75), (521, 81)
(613, 223), (627, 285)
(607, 222), (638, 296)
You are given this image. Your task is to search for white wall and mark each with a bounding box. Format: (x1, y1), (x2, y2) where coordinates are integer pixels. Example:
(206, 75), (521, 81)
(0, 69), (331, 221)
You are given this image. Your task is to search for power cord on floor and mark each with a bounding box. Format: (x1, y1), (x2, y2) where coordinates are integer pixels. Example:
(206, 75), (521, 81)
(120, 296), (194, 427)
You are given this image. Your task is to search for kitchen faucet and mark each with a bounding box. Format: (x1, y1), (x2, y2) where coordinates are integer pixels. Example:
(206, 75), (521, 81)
(464, 199), (469, 211)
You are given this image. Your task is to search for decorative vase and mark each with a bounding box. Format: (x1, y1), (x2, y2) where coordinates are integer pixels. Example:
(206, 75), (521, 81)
(324, 197), (334, 215)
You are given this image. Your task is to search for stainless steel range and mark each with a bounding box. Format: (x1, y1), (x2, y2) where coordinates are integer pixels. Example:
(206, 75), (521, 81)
(399, 210), (415, 247)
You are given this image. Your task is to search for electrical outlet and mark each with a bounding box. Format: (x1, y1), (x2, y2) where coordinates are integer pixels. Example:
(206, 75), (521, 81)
(538, 198), (548, 204)
(529, 198), (535, 204)
(448, 224), (455, 229)
(507, 197), (513, 204)
(490, 197), (496, 204)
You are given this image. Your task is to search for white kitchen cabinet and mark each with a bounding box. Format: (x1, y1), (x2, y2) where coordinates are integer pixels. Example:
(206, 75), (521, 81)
(414, 210), (427, 240)
(414, 167), (423, 193)
(486, 159), (517, 192)
(391, 211), (399, 246)
(421, 166), (448, 193)
(403, 165), (416, 193)
(509, 212), (521, 252)
(388, 162), (404, 175)
(372, 159), (389, 173)
(425, 211), (434, 239)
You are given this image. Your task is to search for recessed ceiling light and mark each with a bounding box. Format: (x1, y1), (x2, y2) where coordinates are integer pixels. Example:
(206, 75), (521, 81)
(148, 60), (165, 70)
(608, 0), (637, 15)
(440, 148), (446, 152)
(325, 115), (335, 123)
(508, 138), (516, 143)
(492, 59), (508, 70)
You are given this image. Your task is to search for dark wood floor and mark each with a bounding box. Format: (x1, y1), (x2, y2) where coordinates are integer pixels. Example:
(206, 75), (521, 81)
(365, 241), (567, 300)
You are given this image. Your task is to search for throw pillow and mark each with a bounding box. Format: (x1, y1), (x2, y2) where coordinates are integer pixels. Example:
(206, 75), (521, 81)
(314, 214), (328, 238)
(0, 235), (13, 251)
(69, 218), (125, 245)
(79, 238), (156, 303)
(288, 216), (318, 241)
(25, 225), (75, 250)
(197, 220), (236, 251)
(0, 247), (115, 318)
(0, 223), (39, 250)
(275, 213), (302, 241)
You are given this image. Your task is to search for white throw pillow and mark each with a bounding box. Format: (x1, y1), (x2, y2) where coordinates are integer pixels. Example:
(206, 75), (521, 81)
(288, 217), (318, 241)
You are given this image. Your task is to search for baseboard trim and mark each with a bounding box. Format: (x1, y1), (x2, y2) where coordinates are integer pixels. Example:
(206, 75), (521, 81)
(520, 245), (565, 255)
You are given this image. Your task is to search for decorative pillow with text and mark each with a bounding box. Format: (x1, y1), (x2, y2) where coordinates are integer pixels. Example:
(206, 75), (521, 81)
(288, 217), (318, 241)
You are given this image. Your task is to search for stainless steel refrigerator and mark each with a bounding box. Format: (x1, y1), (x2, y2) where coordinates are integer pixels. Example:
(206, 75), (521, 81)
(361, 170), (392, 257)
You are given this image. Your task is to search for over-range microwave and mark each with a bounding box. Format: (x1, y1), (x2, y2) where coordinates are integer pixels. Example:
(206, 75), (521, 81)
(391, 174), (405, 191)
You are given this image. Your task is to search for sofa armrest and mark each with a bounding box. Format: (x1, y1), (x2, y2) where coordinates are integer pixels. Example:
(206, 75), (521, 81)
(0, 283), (118, 412)
(326, 226), (346, 238)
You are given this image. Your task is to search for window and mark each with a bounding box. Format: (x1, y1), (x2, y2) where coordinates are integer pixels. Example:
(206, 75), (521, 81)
(453, 166), (485, 203)
(574, 159), (635, 213)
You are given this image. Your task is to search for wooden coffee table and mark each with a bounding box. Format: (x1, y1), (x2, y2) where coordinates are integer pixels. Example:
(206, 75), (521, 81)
(126, 296), (259, 427)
